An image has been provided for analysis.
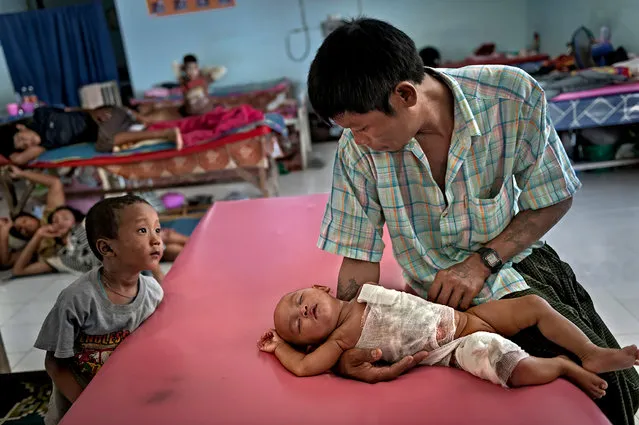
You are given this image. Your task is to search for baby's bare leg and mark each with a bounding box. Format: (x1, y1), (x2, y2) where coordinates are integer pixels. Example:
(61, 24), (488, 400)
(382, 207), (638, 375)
(466, 295), (639, 373)
(509, 356), (607, 399)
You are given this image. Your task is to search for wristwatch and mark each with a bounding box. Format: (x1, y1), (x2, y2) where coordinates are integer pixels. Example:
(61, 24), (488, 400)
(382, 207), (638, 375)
(477, 247), (503, 274)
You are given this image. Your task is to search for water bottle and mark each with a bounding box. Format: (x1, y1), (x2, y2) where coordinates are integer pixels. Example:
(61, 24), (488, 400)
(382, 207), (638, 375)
(20, 86), (27, 104)
(28, 86), (39, 106)
(15, 92), (24, 116)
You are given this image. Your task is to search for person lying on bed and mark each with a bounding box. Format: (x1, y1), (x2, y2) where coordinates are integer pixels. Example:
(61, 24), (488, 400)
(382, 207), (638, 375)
(259, 284), (639, 398)
(4, 105), (181, 164)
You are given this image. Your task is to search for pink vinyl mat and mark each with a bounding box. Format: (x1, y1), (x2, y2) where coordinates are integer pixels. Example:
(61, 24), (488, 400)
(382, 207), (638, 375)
(551, 81), (639, 102)
(61, 194), (609, 425)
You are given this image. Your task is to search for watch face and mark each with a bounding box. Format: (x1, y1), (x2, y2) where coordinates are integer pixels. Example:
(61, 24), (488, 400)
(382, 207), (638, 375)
(485, 252), (500, 266)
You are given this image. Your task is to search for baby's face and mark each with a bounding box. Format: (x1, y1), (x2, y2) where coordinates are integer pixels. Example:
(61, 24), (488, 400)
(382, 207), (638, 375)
(274, 287), (340, 346)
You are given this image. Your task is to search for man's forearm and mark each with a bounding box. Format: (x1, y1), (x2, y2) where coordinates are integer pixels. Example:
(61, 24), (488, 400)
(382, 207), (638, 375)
(486, 197), (573, 262)
(337, 257), (380, 301)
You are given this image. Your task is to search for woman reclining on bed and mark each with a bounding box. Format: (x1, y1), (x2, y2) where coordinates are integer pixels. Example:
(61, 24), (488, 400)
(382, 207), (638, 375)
(2, 106), (181, 165)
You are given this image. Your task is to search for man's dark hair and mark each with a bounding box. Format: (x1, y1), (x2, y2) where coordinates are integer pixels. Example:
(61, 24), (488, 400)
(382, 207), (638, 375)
(48, 206), (85, 225)
(308, 18), (425, 123)
(85, 195), (150, 261)
(183, 54), (198, 65)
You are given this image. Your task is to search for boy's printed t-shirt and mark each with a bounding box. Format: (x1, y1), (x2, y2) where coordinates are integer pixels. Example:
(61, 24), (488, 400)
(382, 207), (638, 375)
(34, 267), (163, 425)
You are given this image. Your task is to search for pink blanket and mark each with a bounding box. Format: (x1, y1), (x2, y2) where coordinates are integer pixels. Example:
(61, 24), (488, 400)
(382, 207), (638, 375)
(148, 105), (264, 148)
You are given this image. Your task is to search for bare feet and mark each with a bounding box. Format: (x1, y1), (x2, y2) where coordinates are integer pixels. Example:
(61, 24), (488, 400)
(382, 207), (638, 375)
(560, 357), (608, 399)
(581, 344), (639, 374)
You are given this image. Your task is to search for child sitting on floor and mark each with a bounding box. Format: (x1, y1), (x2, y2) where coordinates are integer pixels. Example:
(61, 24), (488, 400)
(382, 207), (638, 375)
(35, 195), (165, 425)
(258, 284), (639, 398)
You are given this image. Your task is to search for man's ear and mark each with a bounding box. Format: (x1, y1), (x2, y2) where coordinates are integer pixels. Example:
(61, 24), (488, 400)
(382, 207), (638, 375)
(16, 124), (26, 131)
(312, 284), (331, 293)
(393, 81), (418, 108)
(96, 238), (115, 258)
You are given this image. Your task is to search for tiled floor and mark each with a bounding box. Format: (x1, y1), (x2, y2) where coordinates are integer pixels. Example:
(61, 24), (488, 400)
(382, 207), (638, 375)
(1, 142), (638, 385)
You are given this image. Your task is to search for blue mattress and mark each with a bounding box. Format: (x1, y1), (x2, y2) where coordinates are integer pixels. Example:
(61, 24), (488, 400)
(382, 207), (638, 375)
(548, 92), (639, 131)
(34, 141), (175, 164)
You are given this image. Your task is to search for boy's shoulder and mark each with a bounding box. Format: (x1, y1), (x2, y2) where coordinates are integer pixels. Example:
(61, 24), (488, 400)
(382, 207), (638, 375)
(140, 273), (164, 302)
(55, 268), (100, 305)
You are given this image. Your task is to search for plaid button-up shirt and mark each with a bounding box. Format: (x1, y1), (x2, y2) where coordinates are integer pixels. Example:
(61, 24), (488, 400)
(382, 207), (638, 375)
(318, 65), (581, 304)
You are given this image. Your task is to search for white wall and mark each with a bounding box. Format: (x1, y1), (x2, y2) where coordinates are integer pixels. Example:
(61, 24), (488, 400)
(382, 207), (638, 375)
(528, 0), (639, 57)
(114, 0), (530, 94)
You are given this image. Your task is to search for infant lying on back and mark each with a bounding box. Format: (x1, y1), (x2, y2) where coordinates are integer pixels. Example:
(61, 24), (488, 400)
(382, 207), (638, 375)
(258, 283), (639, 398)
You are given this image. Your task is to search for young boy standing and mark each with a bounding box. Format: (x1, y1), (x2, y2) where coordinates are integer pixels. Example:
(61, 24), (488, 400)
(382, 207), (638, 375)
(34, 195), (165, 425)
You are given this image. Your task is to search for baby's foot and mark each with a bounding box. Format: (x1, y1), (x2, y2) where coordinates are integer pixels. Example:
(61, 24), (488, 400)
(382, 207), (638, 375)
(567, 367), (608, 399)
(581, 344), (638, 374)
(560, 356), (607, 399)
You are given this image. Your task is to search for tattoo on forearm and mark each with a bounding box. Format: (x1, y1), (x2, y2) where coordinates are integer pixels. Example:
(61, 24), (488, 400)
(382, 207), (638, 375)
(337, 278), (360, 301)
(497, 199), (571, 257)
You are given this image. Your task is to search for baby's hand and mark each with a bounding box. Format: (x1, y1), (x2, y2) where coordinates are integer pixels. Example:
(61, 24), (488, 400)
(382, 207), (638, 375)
(257, 329), (282, 353)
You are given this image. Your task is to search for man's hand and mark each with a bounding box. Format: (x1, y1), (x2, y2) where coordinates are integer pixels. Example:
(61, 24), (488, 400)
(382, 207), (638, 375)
(0, 217), (13, 229)
(427, 254), (491, 310)
(257, 330), (283, 353)
(334, 347), (428, 383)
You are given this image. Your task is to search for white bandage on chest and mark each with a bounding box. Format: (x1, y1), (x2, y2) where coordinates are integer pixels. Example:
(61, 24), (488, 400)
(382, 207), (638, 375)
(354, 285), (529, 387)
(355, 284), (456, 363)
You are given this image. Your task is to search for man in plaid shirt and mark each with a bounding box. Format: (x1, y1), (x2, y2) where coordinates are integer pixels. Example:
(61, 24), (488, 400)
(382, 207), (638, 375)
(308, 18), (638, 425)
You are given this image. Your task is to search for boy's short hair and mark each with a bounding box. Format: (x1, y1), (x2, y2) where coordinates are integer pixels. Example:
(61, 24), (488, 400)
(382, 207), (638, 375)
(307, 18), (425, 123)
(183, 54), (198, 65)
(85, 195), (150, 261)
